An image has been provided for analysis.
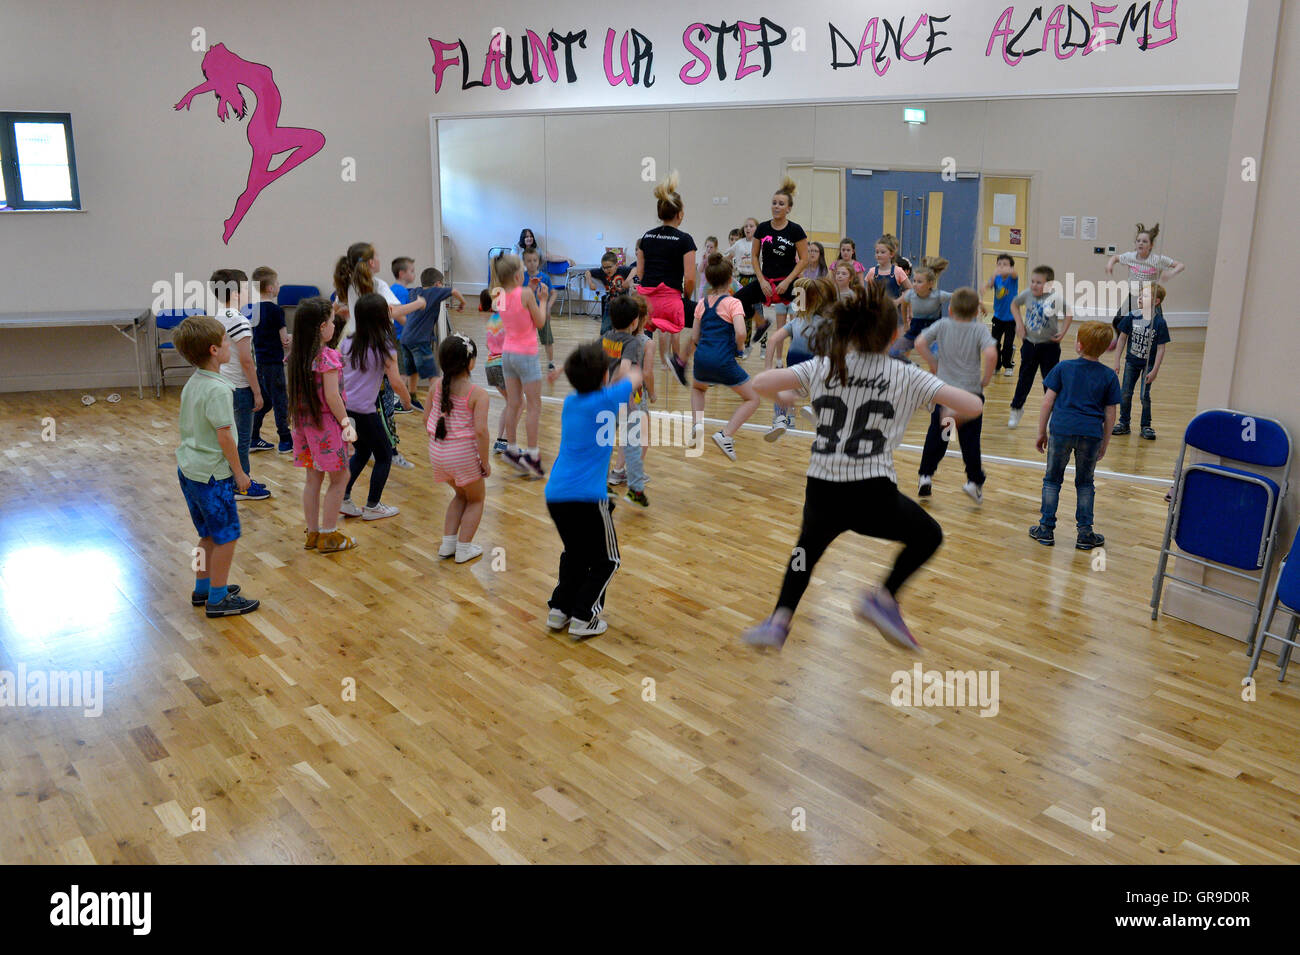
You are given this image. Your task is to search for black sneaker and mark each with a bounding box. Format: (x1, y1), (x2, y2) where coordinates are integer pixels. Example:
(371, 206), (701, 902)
(411, 398), (425, 412)
(1111, 423), (1130, 435)
(205, 593), (260, 618)
(1028, 525), (1055, 546)
(626, 488), (649, 507)
(1076, 530), (1105, 550)
(250, 438), (274, 453)
(668, 353), (688, 387)
(917, 475), (932, 498)
(1140, 427), (1157, 441)
(192, 584), (240, 606)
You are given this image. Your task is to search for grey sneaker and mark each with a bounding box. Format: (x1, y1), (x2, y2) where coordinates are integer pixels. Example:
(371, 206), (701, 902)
(339, 498), (363, 518)
(546, 608), (571, 630)
(568, 617), (608, 639)
(392, 451), (415, 469)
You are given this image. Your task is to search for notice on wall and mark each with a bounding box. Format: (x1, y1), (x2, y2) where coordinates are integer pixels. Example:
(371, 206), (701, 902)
(992, 193), (1017, 226)
(1059, 216), (1077, 239)
(1009, 228), (1022, 245)
(1081, 216), (1098, 241)
(988, 225), (1000, 243)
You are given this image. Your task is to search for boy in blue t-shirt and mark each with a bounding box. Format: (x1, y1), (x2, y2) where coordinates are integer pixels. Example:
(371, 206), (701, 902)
(1111, 283), (1170, 440)
(247, 266), (292, 454)
(1030, 321), (1122, 550)
(984, 254), (1019, 377)
(400, 266), (466, 403)
(544, 342), (644, 640)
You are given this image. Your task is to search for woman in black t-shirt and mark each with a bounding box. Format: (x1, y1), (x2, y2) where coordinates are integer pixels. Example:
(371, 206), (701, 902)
(635, 172), (697, 381)
(736, 177), (810, 364)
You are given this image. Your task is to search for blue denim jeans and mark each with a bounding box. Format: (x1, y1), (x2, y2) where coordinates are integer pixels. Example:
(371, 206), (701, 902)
(1120, 358), (1152, 430)
(1040, 433), (1101, 531)
(624, 403), (646, 492)
(231, 386), (254, 476)
(252, 362), (290, 444)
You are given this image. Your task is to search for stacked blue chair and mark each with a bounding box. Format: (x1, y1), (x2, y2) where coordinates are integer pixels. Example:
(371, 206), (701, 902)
(154, 308), (206, 397)
(487, 246), (513, 285)
(1151, 410), (1291, 657)
(1246, 531), (1300, 682)
(277, 284), (321, 308)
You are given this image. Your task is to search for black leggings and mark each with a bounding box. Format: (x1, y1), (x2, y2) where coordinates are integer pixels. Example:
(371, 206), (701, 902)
(735, 276), (790, 321)
(1010, 340), (1061, 410)
(344, 410), (393, 506)
(775, 477), (943, 616)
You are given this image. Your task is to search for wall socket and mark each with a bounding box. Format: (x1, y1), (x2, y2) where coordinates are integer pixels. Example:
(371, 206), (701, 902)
(1093, 246), (1105, 254)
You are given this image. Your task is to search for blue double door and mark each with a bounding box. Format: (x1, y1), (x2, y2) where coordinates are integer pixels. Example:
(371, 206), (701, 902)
(844, 170), (980, 289)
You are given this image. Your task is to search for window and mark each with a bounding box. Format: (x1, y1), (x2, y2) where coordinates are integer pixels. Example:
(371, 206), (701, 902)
(0, 112), (81, 210)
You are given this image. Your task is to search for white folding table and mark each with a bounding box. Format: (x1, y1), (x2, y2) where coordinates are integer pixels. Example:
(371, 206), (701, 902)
(0, 309), (153, 399)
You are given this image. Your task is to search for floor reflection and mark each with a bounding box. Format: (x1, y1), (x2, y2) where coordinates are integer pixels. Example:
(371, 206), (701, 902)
(0, 544), (131, 653)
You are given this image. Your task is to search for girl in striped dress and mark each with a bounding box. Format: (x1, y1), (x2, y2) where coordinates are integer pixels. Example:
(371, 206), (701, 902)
(425, 334), (490, 564)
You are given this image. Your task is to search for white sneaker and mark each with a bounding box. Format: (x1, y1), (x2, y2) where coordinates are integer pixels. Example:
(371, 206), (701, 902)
(712, 430), (737, 461)
(963, 481), (984, 504)
(1008, 408), (1023, 429)
(362, 502), (400, 520)
(800, 405), (817, 425)
(546, 608), (571, 630)
(1001, 367), (1014, 378)
(764, 417), (787, 442)
(568, 617), (608, 638)
(339, 498), (363, 518)
(454, 542), (482, 563)
(393, 451), (415, 469)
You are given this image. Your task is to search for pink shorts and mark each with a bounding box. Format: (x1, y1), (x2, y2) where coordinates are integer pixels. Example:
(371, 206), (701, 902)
(638, 284), (685, 334)
(428, 434), (484, 487)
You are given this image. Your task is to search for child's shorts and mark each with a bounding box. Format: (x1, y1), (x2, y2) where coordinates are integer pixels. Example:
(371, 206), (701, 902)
(538, 316), (554, 347)
(638, 283), (685, 335)
(693, 358), (750, 388)
(178, 469), (241, 545)
(429, 435), (485, 487)
(485, 359), (505, 390)
(400, 341), (439, 380)
(502, 350), (542, 384)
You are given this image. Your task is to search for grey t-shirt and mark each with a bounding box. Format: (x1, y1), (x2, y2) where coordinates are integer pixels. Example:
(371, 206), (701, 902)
(920, 317), (995, 394)
(1012, 288), (1066, 343)
(902, 288), (952, 322)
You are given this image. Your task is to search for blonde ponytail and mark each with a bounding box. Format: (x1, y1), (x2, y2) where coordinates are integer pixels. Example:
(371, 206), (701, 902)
(654, 171), (683, 221)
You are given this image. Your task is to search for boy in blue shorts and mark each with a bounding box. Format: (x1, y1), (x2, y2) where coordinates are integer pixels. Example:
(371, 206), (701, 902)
(400, 266), (467, 405)
(544, 342), (644, 639)
(173, 315), (259, 618)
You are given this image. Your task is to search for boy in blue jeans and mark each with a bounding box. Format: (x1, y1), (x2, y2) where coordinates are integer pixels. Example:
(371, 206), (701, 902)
(1030, 321), (1122, 550)
(544, 342), (644, 639)
(1112, 282), (1170, 441)
(173, 315), (259, 618)
(248, 266), (292, 454)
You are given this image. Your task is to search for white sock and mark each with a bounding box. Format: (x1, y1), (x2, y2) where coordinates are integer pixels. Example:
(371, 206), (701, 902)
(526, 447), (539, 457)
(508, 444), (519, 454)
(439, 534), (458, 556)
(320, 526), (337, 534)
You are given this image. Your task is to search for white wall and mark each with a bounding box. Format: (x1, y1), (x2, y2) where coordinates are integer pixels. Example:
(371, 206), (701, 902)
(440, 94), (1232, 325)
(0, 0), (1237, 391)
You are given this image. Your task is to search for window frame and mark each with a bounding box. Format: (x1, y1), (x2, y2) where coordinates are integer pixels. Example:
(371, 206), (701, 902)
(0, 111), (81, 211)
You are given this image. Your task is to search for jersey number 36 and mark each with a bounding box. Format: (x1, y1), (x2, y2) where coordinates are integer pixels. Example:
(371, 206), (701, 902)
(809, 396), (894, 458)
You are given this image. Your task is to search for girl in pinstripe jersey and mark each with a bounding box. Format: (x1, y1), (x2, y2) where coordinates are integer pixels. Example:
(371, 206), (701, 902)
(742, 284), (984, 653)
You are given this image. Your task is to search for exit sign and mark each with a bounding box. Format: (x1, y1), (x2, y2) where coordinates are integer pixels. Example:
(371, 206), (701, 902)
(903, 107), (927, 124)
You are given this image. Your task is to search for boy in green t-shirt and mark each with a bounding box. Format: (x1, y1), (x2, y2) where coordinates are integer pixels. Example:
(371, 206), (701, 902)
(173, 315), (260, 618)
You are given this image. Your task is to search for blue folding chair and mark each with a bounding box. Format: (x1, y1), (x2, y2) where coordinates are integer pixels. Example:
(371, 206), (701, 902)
(1247, 531), (1300, 682)
(544, 258), (571, 315)
(154, 308), (205, 397)
(1151, 410), (1291, 655)
(277, 284), (321, 307)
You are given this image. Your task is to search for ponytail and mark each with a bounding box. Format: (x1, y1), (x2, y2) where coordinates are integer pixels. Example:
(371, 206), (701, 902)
(333, 241), (376, 302)
(776, 175), (797, 208)
(653, 171), (683, 222)
(433, 334), (478, 441)
(1135, 221), (1160, 243)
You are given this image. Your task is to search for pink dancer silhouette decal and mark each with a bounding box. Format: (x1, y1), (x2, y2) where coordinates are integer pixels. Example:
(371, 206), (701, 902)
(175, 43), (325, 244)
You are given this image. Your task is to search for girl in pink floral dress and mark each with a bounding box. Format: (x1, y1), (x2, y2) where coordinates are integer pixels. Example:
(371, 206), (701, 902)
(286, 297), (357, 554)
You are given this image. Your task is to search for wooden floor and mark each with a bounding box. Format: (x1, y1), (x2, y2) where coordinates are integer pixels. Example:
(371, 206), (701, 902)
(3, 317), (1299, 865)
